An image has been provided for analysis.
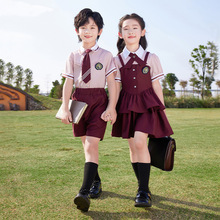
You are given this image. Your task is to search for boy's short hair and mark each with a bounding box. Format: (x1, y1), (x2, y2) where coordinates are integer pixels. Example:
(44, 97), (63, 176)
(74, 8), (104, 41)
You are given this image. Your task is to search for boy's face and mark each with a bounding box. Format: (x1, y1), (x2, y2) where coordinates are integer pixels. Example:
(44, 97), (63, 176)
(76, 17), (102, 47)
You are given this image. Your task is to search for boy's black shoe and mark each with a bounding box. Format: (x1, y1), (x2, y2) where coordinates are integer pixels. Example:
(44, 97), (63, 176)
(134, 190), (152, 207)
(89, 180), (102, 198)
(74, 190), (90, 212)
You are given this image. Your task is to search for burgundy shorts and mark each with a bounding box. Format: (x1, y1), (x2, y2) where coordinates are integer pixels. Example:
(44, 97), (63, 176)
(72, 88), (108, 140)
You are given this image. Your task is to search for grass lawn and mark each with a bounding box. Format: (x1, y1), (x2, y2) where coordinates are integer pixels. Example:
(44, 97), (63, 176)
(0, 109), (220, 219)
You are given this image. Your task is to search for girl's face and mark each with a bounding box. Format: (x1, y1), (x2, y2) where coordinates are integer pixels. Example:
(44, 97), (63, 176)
(76, 17), (102, 47)
(119, 18), (145, 47)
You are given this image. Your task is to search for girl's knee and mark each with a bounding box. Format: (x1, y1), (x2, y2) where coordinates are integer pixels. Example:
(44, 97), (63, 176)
(134, 139), (145, 148)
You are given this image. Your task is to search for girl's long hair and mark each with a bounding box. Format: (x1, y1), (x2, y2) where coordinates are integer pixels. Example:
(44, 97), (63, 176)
(117, 13), (147, 54)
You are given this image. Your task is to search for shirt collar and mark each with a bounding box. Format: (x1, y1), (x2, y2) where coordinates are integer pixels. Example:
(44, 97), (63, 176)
(80, 43), (99, 54)
(122, 46), (145, 59)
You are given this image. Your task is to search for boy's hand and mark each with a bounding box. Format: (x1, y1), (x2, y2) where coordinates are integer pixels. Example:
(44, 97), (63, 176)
(61, 109), (72, 124)
(101, 108), (117, 125)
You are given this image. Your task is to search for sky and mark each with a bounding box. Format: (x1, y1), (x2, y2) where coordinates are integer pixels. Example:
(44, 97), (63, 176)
(0, 0), (220, 93)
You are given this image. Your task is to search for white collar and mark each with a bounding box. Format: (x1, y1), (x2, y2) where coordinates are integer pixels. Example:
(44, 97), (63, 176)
(122, 46), (145, 59)
(80, 43), (99, 54)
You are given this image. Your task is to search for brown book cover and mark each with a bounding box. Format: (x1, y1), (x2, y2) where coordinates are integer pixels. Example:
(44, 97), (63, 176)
(56, 100), (88, 124)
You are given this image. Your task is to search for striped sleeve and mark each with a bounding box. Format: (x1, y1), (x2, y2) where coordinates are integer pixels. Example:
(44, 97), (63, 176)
(105, 52), (117, 77)
(106, 67), (117, 77)
(149, 53), (164, 82)
(113, 56), (121, 82)
(62, 53), (74, 79)
(151, 73), (164, 82)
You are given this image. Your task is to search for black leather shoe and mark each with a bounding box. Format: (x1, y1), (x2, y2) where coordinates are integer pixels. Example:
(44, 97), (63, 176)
(74, 191), (90, 212)
(135, 190), (152, 207)
(89, 180), (102, 198)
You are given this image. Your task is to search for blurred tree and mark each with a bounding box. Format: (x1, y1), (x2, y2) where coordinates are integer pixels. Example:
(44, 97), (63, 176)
(24, 68), (33, 92)
(162, 78), (174, 97)
(161, 78), (168, 90)
(0, 59), (5, 81)
(14, 65), (24, 88)
(204, 76), (214, 97)
(165, 73), (179, 90)
(189, 74), (201, 97)
(30, 85), (40, 94)
(5, 62), (14, 85)
(179, 80), (188, 97)
(207, 41), (219, 76)
(49, 79), (62, 99)
(216, 80), (220, 96)
(189, 41), (218, 99)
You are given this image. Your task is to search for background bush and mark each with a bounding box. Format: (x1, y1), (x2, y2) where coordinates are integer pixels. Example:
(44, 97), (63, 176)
(164, 97), (220, 108)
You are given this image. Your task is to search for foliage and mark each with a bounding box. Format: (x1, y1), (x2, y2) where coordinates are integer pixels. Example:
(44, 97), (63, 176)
(164, 96), (220, 108)
(14, 65), (23, 88)
(49, 77), (65, 99)
(216, 80), (220, 90)
(189, 74), (201, 95)
(179, 80), (187, 89)
(179, 80), (188, 96)
(189, 41), (219, 99)
(29, 85), (40, 94)
(5, 62), (14, 85)
(0, 59), (5, 81)
(29, 93), (61, 110)
(165, 73), (179, 91)
(24, 68), (33, 92)
(161, 78), (168, 90)
(163, 88), (176, 97)
(49, 80), (62, 99)
(162, 74), (178, 97)
(0, 58), (35, 92)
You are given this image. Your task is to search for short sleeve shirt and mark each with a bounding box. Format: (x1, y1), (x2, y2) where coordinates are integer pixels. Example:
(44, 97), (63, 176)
(114, 46), (164, 82)
(62, 44), (116, 88)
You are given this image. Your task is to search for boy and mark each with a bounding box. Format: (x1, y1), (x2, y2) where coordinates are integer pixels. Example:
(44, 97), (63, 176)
(61, 8), (117, 212)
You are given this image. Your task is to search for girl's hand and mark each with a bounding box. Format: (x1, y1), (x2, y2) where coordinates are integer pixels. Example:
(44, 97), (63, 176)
(61, 109), (72, 124)
(101, 111), (108, 122)
(108, 109), (117, 125)
(101, 108), (117, 125)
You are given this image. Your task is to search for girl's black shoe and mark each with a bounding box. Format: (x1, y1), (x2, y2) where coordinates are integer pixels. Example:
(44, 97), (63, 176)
(134, 190), (152, 207)
(89, 180), (102, 198)
(74, 190), (90, 212)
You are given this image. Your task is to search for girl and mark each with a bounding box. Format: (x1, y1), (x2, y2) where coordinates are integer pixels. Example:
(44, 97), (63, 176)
(112, 14), (173, 207)
(61, 8), (117, 212)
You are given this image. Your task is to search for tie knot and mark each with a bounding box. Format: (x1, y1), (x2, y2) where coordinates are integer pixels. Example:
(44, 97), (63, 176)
(129, 53), (137, 59)
(85, 49), (92, 54)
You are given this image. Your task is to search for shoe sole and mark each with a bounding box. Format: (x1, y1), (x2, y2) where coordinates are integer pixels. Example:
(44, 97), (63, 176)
(89, 189), (102, 199)
(74, 196), (90, 212)
(135, 202), (152, 208)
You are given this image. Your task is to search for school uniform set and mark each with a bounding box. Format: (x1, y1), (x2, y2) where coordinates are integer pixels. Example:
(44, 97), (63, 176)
(112, 46), (174, 207)
(62, 43), (116, 211)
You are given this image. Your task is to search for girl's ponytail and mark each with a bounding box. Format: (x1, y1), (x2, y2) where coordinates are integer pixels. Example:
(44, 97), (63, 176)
(139, 36), (147, 50)
(117, 38), (125, 55)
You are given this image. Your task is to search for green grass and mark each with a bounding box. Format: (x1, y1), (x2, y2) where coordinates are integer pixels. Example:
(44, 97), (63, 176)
(0, 109), (220, 219)
(29, 93), (62, 110)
